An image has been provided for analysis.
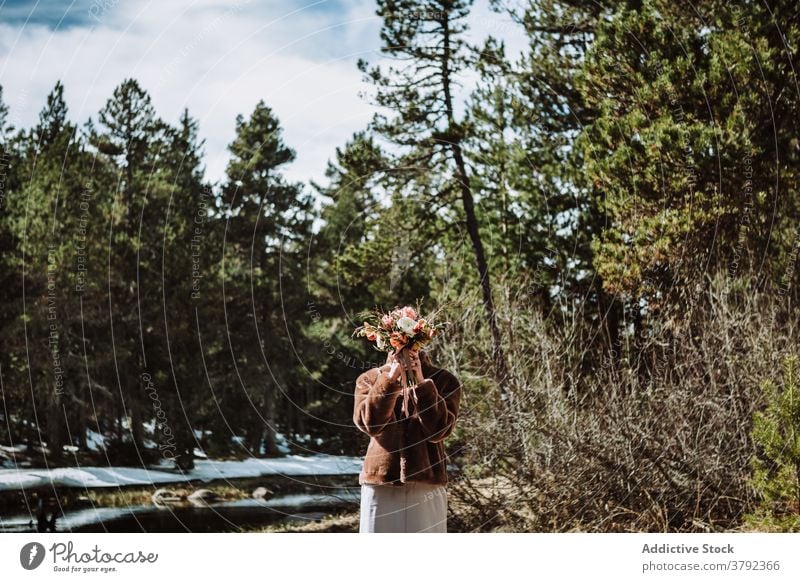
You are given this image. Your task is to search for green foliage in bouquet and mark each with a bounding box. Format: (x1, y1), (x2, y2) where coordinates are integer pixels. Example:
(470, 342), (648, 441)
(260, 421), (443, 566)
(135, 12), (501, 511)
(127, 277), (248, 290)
(352, 298), (449, 354)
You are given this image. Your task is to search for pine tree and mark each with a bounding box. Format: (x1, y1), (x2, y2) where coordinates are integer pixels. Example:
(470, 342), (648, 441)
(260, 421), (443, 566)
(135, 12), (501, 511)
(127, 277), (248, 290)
(358, 0), (511, 396)
(312, 131), (385, 280)
(304, 132), (392, 448)
(465, 35), (572, 318)
(219, 100), (315, 455)
(2, 81), (100, 459)
(88, 78), (177, 461)
(0, 83), (24, 447)
(151, 107), (213, 470)
(572, 0), (799, 310)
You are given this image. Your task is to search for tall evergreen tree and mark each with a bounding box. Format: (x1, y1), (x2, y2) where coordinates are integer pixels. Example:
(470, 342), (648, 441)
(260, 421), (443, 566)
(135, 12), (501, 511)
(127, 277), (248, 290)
(219, 100), (315, 454)
(358, 0), (511, 396)
(88, 78), (179, 462)
(491, 0), (625, 360)
(3, 81), (101, 457)
(465, 36), (574, 318)
(150, 108), (214, 469)
(0, 83), (24, 446)
(571, 0), (800, 336)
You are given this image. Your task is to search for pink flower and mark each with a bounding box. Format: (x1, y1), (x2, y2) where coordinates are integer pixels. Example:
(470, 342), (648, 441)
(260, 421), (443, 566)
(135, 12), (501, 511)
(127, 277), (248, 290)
(401, 306), (417, 319)
(381, 314), (394, 328)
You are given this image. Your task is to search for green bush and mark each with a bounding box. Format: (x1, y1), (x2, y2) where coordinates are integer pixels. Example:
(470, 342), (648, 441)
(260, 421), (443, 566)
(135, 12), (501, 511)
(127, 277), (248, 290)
(747, 356), (800, 532)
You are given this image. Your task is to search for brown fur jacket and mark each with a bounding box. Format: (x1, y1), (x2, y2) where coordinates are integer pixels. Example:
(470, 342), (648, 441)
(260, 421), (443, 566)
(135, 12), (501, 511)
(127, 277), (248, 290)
(353, 360), (462, 486)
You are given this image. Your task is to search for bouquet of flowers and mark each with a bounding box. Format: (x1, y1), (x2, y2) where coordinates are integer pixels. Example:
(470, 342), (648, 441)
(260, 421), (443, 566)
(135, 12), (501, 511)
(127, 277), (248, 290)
(352, 301), (448, 393)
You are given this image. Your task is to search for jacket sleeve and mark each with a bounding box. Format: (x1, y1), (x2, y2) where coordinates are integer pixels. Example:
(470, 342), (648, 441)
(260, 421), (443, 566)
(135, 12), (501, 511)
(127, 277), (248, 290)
(412, 372), (461, 443)
(353, 366), (403, 437)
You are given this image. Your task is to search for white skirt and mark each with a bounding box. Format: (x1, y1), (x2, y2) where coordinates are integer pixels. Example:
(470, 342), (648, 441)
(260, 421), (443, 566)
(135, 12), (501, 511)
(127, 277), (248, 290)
(359, 481), (448, 533)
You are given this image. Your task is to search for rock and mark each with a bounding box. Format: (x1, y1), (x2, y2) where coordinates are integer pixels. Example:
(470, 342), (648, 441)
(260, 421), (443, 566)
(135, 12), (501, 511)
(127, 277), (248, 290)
(252, 486), (274, 499)
(187, 488), (220, 504)
(151, 488), (182, 504)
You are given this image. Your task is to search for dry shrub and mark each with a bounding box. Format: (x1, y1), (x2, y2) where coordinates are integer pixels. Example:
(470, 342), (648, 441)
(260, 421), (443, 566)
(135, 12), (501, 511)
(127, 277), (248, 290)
(439, 271), (800, 532)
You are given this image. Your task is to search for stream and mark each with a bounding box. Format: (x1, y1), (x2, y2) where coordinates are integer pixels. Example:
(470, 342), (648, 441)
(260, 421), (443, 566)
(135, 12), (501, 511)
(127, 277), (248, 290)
(0, 456), (367, 533)
(0, 486), (361, 532)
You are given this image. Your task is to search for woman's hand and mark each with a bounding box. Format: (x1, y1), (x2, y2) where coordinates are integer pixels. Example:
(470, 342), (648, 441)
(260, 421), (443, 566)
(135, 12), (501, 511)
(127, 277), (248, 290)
(406, 349), (425, 384)
(386, 350), (404, 383)
(387, 348), (424, 385)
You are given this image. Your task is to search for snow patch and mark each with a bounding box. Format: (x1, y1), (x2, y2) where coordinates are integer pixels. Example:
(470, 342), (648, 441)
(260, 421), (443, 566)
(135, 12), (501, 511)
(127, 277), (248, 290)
(0, 454), (364, 491)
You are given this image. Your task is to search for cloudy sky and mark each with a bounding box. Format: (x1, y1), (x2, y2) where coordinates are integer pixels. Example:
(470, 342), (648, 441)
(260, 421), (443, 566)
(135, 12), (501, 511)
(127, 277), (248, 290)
(0, 0), (526, 190)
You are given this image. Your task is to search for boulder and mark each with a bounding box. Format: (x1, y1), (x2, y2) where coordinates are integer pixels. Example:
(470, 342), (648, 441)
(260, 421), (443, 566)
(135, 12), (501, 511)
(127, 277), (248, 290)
(252, 486), (274, 499)
(187, 488), (220, 504)
(151, 488), (182, 504)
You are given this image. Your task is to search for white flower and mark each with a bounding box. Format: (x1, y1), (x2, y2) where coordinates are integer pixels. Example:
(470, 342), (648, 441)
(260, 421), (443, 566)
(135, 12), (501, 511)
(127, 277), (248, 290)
(376, 335), (385, 349)
(396, 316), (417, 335)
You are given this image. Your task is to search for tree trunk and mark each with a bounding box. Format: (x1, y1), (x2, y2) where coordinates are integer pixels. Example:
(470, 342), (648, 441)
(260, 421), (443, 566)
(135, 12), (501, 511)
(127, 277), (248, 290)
(47, 393), (66, 460)
(262, 382), (278, 455)
(440, 12), (510, 402)
(451, 145), (510, 400)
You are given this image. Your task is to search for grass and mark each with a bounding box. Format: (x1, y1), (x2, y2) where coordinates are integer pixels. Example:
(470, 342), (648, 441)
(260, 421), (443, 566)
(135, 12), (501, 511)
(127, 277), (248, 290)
(86, 483), (250, 507)
(245, 510), (361, 533)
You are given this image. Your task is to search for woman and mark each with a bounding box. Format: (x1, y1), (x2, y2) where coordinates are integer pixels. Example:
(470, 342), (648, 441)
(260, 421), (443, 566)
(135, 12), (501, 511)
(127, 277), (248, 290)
(353, 345), (462, 532)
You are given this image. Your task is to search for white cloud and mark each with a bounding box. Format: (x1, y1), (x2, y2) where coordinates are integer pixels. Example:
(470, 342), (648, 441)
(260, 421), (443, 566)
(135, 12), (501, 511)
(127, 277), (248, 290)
(0, 0), (527, 189)
(0, 0), (383, 188)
